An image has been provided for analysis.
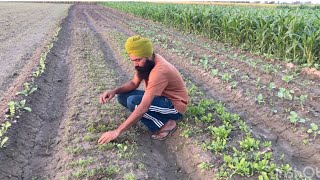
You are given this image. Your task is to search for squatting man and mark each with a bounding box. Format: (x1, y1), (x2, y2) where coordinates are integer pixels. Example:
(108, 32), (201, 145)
(98, 35), (189, 144)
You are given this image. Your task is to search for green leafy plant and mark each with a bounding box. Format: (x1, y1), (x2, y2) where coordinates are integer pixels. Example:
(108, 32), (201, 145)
(201, 113), (214, 123)
(198, 162), (213, 171)
(207, 137), (227, 153)
(298, 94), (308, 110)
(211, 69), (219, 77)
(6, 101), (16, 118)
(287, 111), (305, 126)
(268, 82), (276, 92)
(221, 73), (232, 83)
(208, 125), (231, 139)
(239, 136), (260, 151)
(0, 121), (11, 148)
(282, 75), (294, 83)
(277, 88), (294, 100)
(255, 94), (265, 105)
(307, 123), (320, 139)
(16, 83), (38, 96)
(16, 100), (32, 113)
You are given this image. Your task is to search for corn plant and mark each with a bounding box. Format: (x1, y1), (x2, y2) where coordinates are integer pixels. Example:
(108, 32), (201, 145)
(103, 2), (320, 66)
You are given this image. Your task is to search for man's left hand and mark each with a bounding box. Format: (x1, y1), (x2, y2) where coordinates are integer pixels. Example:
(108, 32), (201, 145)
(98, 130), (119, 144)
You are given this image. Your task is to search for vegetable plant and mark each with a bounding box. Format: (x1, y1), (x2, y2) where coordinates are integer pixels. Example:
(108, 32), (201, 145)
(307, 123), (320, 139)
(287, 111), (305, 126)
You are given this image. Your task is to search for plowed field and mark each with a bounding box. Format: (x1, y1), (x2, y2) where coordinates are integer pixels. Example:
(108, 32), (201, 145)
(1, 3), (319, 180)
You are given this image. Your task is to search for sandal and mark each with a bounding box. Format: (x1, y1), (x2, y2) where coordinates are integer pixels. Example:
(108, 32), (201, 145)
(151, 125), (178, 141)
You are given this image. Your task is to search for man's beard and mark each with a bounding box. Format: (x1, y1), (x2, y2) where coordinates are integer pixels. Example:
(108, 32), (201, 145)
(135, 58), (155, 80)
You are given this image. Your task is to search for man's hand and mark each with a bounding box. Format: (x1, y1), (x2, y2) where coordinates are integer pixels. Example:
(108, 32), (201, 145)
(98, 130), (119, 144)
(100, 90), (116, 104)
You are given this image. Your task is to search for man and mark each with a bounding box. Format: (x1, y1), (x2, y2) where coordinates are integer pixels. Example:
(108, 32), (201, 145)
(98, 35), (189, 144)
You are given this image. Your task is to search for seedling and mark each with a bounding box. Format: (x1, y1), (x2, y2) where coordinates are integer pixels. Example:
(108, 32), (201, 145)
(0, 121), (11, 148)
(16, 83), (37, 96)
(277, 88), (294, 100)
(298, 94), (308, 110)
(287, 111), (305, 126)
(282, 75), (294, 84)
(307, 123), (320, 139)
(208, 125), (231, 140)
(207, 137), (227, 153)
(239, 136), (260, 151)
(221, 73), (232, 83)
(255, 94), (264, 105)
(198, 162), (213, 171)
(201, 113), (214, 123)
(200, 56), (209, 70)
(211, 69), (219, 77)
(6, 101), (16, 118)
(268, 82), (276, 92)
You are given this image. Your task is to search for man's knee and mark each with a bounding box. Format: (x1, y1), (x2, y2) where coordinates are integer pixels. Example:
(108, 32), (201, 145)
(127, 95), (140, 112)
(117, 94), (127, 107)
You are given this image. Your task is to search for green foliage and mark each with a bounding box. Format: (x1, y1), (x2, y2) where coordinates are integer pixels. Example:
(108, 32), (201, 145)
(281, 75), (294, 84)
(0, 121), (11, 148)
(287, 111), (305, 125)
(16, 83), (38, 96)
(208, 125), (231, 140)
(255, 94), (264, 105)
(239, 136), (260, 151)
(103, 2), (320, 65)
(307, 123), (320, 139)
(277, 88), (294, 100)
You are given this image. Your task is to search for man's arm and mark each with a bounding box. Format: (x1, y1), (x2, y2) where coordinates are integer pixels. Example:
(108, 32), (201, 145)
(100, 74), (141, 104)
(98, 93), (154, 144)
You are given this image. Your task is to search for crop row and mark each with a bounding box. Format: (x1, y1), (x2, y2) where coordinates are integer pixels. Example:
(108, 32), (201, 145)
(0, 27), (61, 149)
(120, 19), (319, 142)
(102, 27), (299, 179)
(101, 2), (320, 67)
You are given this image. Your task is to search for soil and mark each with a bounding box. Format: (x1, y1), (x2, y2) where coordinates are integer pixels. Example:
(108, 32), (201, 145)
(1, 3), (320, 180)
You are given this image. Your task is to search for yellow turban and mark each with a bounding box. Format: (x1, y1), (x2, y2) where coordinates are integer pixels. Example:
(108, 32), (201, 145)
(125, 35), (153, 57)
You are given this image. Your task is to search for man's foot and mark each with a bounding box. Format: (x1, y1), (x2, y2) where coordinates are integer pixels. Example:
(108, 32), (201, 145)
(151, 120), (177, 141)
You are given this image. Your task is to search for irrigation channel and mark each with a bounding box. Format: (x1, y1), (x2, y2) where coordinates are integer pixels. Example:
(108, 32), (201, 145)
(0, 3), (320, 179)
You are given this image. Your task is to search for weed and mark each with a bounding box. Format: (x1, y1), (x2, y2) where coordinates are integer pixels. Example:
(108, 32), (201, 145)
(211, 69), (219, 77)
(221, 73), (232, 83)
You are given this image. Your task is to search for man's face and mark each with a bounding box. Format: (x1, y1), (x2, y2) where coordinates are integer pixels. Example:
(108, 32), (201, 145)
(129, 54), (155, 80)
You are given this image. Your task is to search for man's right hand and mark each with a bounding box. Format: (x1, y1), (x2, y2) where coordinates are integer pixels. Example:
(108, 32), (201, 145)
(100, 90), (116, 104)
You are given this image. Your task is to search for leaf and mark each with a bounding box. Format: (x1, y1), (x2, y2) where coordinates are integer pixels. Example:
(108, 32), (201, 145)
(310, 123), (318, 131)
(23, 107), (32, 112)
(0, 137), (9, 148)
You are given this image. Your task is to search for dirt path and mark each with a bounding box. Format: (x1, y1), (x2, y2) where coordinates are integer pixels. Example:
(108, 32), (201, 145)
(2, 3), (319, 179)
